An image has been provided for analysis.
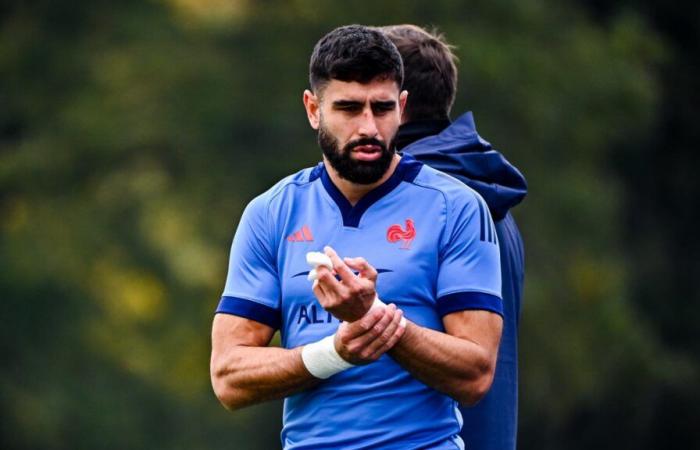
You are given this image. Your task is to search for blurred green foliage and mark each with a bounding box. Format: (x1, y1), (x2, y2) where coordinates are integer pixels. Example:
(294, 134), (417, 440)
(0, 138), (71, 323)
(1, 0), (697, 449)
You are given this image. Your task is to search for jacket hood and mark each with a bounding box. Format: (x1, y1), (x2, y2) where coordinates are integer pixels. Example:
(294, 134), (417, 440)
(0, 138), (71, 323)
(402, 112), (528, 220)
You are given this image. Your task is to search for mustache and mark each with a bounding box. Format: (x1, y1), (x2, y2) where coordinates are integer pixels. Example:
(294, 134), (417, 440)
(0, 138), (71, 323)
(344, 137), (388, 153)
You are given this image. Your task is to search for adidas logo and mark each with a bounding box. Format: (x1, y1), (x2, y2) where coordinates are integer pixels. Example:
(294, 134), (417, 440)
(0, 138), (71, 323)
(286, 225), (314, 242)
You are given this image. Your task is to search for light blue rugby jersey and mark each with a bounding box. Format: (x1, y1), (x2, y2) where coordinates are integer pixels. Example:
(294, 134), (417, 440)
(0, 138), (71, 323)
(217, 154), (502, 450)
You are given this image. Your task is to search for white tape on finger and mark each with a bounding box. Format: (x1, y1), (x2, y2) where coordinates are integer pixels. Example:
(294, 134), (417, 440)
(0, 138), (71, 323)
(306, 251), (333, 281)
(307, 268), (318, 281)
(306, 252), (332, 270)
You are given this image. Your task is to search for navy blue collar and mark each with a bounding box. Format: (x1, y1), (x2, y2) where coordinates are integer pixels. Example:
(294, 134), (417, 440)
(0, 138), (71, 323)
(310, 154), (423, 228)
(395, 118), (451, 150)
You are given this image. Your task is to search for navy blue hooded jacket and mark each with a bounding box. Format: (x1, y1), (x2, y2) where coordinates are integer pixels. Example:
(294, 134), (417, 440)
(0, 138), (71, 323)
(398, 112), (527, 450)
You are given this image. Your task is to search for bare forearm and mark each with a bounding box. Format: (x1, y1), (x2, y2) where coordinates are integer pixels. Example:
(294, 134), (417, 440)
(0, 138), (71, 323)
(389, 321), (496, 405)
(211, 345), (318, 410)
(209, 306), (406, 412)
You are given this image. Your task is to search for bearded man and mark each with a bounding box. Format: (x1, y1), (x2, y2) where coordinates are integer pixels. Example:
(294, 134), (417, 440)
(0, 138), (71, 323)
(210, 24), (503, 450)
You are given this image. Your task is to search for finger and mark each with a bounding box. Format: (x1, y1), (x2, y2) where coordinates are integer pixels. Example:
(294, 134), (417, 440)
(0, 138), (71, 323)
(316, 278), (349, 309)
(312, 278), (328, 303)
(345, 306), (395, 359)
(344, 257), (378, 282)
(359, 305), (398, 358)
(369, 310), (406, 359)
(365, 306), (403, 358)
(315, 264), (344, 293)
(324, 246), (358, 284)
(354, 303), (394, 344)
(341, 308), (384, 341)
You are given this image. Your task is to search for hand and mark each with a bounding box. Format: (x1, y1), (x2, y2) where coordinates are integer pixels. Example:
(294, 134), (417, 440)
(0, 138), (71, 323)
(334, 304), (406, 365)
(312, 246), (378, 322)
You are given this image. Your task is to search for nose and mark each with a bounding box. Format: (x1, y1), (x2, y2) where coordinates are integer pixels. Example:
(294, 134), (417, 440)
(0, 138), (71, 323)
(357, 108), (379, 138)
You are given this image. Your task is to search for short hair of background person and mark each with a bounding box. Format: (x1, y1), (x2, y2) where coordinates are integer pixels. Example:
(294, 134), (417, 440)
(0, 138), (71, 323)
(382, 23), (528, 450)
(380, 25), (458, 121)
(309, 24), (404, 96)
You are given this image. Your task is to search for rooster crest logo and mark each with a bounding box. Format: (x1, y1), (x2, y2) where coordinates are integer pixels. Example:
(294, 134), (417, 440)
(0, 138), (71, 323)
(386, 219), (416, 250)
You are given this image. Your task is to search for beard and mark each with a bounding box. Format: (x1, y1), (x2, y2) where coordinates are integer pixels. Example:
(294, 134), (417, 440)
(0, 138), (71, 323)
(318, 124), (395, 185)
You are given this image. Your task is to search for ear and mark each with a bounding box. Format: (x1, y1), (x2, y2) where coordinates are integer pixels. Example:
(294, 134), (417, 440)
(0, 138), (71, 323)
(399, 90), (409, 124)
(303, 89), (320, 130)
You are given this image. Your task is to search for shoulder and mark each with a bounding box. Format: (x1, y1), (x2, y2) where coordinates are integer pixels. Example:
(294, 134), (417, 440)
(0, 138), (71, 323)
(244, 164), (320, 215)
(235, 165), (319, 248)
(258, 165), (320, 203)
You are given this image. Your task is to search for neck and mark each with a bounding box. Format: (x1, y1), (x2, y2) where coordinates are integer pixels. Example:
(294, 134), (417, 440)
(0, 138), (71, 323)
(323, 154), (401, 206)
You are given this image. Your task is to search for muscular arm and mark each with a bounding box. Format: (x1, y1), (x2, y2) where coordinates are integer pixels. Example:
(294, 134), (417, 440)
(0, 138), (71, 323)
(210, 307), (405, 411)
(389, 310), (502, 406)
(210, 314), (318, 411)
(314, 247), (503, 406)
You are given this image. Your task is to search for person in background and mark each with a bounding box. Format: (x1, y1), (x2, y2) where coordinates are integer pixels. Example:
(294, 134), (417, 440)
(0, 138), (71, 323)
(382, 24), (528, 450)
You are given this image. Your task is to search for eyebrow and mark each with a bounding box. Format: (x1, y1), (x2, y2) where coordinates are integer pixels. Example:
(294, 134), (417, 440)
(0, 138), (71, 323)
(332, 100), (363, 109)
(331, 100), (397, 109)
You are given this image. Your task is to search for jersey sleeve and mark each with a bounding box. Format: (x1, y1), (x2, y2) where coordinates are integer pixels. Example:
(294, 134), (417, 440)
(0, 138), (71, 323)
(436, 191), (503, 318)
(215, 194), (281, 329)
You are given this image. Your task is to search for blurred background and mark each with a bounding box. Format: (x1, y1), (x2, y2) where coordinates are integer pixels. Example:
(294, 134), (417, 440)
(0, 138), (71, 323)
(1, 0), (698, 449)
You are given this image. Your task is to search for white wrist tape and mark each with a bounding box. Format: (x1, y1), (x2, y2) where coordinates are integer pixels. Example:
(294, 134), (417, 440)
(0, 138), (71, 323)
(301, 334), (355, 379)
(371, 296), (386, 309)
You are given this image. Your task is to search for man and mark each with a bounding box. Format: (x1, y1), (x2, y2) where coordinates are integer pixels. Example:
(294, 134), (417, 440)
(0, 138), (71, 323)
(382, 25), (528, 450)
(210, 25), (504, 449)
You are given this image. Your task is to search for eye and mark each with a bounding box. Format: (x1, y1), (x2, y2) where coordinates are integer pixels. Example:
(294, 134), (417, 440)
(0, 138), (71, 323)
(339, 105), (362, 113)
(332, 101), (364, 114)
(372, 103), (396, 115)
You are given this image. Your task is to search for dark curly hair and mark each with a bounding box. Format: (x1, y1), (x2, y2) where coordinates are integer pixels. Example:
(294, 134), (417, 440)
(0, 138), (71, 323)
(309, 25), (404, 96)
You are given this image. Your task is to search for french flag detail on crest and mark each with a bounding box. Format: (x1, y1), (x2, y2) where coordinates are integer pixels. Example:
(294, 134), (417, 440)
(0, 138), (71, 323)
(387, 219), (416, 249)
